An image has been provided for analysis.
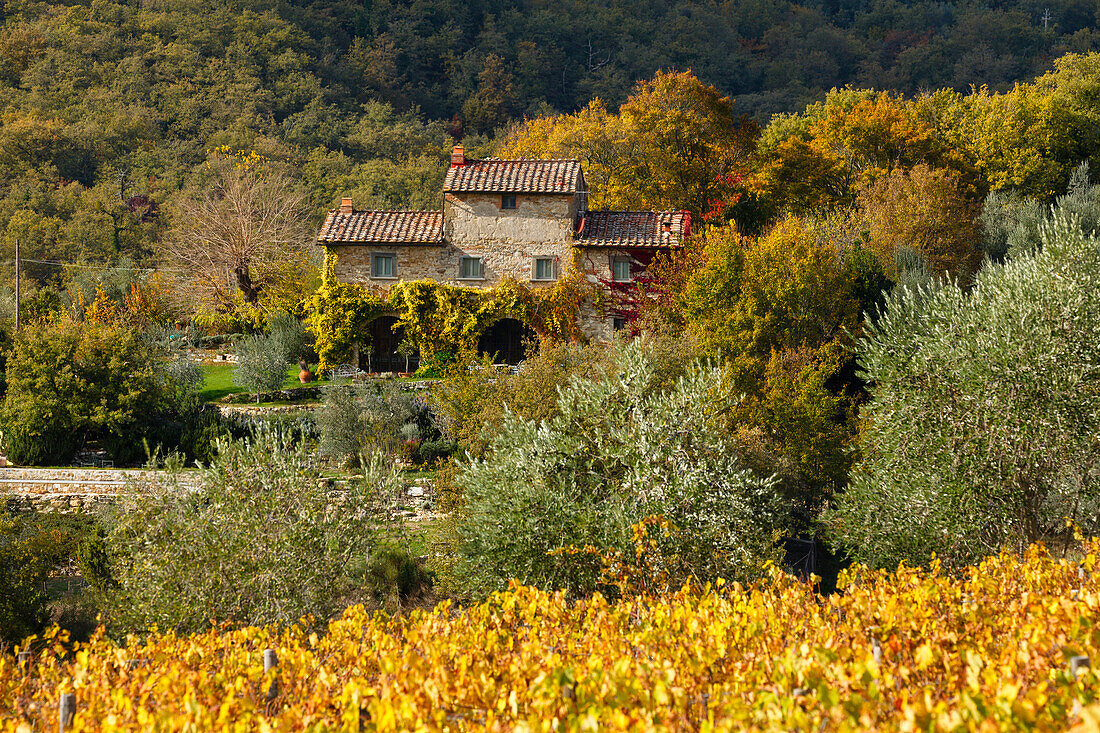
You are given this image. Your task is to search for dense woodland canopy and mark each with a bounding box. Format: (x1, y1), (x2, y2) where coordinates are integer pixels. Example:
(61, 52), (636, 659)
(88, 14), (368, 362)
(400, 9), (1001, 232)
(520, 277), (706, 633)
(1, 0), (1099, 300)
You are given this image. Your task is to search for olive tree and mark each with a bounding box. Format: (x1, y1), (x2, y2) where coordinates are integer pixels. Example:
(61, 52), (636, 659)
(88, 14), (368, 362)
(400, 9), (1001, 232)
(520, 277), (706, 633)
(233, 332), (290, 397)
(828, 213), (1100, 569)
(103, 433), (404, 633)
(453, 341), (784, 597)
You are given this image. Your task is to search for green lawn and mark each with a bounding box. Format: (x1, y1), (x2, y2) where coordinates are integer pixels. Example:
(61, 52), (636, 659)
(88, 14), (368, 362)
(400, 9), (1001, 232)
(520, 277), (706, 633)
(198, 363), (327, 403)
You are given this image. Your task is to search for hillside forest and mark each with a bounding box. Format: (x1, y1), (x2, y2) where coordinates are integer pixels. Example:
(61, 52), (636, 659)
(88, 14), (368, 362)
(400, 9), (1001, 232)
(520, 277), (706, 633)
(1, 0), (1100, 287)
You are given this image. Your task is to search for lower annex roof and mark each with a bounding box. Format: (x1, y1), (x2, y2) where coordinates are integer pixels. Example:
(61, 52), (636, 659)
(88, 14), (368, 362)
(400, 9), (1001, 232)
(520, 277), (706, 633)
(316, 210), (444, 244)
(574, 211), (690, 248)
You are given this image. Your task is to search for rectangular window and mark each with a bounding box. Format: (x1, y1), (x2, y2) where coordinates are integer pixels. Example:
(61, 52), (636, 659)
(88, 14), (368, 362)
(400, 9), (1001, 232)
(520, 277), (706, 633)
(372, 252), (396, 279)
(612, 317), (628, 332)
(501, 194), (517, 209)
(460, 256), (484, 279)
(533, 257), (556, 281)
(611, 256), (632, 282)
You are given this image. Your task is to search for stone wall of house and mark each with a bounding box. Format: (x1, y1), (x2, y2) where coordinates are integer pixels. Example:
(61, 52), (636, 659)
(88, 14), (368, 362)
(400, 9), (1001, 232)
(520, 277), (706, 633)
(331, 192), (581, 291)
(444, 191), (577, 247)
(577, 295), (613, 342)
(331, 238), (577, 291)
(575, 245), (642, 341)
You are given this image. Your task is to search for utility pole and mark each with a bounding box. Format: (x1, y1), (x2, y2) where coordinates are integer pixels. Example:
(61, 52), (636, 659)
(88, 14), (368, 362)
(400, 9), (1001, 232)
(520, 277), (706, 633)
(13, 237), (19, 332)
(1042, 8), (1051, 31)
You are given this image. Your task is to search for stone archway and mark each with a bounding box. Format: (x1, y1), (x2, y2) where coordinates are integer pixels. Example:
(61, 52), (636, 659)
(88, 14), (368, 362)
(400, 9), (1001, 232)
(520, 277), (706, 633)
(360, 316), (417, 373)
(477, 318), (535, 365)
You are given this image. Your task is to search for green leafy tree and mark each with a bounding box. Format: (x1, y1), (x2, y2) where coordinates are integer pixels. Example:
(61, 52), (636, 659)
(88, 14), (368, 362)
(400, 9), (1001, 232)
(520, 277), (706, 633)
(462, 55), (518, 135)
(855, 163), (982, 283)
(680, 218), (859, 368)
(730, 344), (854, 518)
(499, 70), (755, 219)
(0, 320), (165, 465)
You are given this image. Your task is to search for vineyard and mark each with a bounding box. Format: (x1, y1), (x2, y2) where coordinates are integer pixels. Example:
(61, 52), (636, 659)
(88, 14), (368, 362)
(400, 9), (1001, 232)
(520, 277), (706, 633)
(3, 543), (1100, 731)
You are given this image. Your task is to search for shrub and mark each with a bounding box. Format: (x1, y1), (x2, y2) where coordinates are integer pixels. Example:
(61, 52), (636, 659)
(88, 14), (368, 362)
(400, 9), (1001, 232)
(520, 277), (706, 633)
(102, 432), (405, 633)
(318, 381), (440, 464)
(432, 336), (699, 458)
(0, 510), (105, 645)
(0, 514), (50, 645)
(413, 350), (455, 378)
(0, 320), (166, 465)
(362, 542), (433, 610)
(161, 355), (204, 413)
(3, 424), (80, 466)
(360, 380), (435, 451)
(416, 439), (456, 465)
(451, 340), (784, 598)
(317, 384), (366, 464)
(827, 213), (1100, 569)
(102, 408), (239, 466)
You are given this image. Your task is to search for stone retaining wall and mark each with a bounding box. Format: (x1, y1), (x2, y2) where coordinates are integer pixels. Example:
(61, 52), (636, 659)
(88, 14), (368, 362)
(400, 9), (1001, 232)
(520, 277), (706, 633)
(1, 468), (439, 519)
(0, 467), (195, 514)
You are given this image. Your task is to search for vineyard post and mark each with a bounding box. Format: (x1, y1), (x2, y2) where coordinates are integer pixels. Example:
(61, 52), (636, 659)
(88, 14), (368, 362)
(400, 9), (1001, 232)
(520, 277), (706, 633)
(264, 649), (279, 702)
(17, 651), (30, 672)
(58, 693), (76, 733)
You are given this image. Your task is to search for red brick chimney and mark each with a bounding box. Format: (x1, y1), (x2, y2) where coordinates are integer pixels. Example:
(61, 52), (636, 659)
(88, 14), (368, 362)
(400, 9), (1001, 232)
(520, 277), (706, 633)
(450, 144), (466, 167)
(339, 198), (353, 214)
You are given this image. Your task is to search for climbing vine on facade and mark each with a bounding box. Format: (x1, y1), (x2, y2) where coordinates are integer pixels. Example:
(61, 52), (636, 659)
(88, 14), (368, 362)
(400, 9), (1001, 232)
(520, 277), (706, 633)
(309, 249), (598, 372)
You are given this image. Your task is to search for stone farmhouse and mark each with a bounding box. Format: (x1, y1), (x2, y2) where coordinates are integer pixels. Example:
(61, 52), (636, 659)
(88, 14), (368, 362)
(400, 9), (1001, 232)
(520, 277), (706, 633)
(316, 145), (690, 371)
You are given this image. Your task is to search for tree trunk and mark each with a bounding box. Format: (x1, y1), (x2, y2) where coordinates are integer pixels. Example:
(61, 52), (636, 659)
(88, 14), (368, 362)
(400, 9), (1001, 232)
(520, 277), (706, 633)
(235, 263), (262, 304)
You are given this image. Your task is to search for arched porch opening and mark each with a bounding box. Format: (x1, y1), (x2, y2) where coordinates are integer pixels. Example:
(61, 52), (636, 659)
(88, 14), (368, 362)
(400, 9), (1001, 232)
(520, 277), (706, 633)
(360, 316), (418, 373)
(477, 318), (535, 365)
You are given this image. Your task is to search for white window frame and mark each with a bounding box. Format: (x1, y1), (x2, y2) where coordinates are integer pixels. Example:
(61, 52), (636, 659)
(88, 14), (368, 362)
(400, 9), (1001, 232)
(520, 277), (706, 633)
(459, 256), (485, 280)
(611, 255), (633, 283)
(532, 256), (557, 282)
(371, 252), (397, 279)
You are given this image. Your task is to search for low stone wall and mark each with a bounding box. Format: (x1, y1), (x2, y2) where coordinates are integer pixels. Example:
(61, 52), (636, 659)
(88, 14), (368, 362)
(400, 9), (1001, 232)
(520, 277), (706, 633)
(1, 467), (440, 519)
(0, 467), (193, 514)
(217, 404), (319, 417)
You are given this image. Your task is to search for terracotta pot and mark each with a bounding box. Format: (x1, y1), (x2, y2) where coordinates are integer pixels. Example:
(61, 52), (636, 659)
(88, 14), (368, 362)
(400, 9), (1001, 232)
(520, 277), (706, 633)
(299, 368), (313, 383)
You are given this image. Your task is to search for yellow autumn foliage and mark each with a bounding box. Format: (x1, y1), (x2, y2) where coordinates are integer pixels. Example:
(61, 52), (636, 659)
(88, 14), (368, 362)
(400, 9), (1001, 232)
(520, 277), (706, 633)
(4, 541), (1100, 731)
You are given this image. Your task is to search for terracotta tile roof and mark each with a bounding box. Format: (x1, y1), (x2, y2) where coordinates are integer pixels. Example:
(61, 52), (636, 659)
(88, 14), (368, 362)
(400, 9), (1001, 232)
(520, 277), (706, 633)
(316, 210), (444, 244)
(443, 159), (582, 193)
(574, 211), (690, 249)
